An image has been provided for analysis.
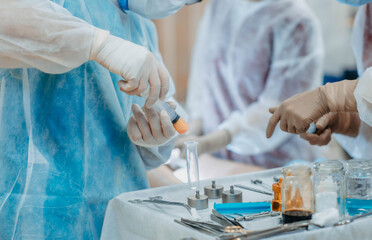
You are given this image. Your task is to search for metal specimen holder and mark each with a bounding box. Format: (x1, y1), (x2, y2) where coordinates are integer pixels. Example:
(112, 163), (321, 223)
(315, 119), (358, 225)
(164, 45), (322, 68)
(222, 186), (243, 203)
(187, 190), (209, 210)
(204, 180), (224, 199)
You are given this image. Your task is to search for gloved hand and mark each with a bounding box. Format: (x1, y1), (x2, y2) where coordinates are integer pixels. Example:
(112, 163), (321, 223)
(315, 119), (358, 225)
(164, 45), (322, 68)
(299, 112), (360, 146)
(175, 129), (232, 158)
(127, 104), (176, 147)
(266, 80), (359, 138)
(90, 29), (169, 109)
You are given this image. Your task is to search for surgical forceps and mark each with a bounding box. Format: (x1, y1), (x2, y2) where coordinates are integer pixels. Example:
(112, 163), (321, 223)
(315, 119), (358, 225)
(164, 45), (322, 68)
(234, 184), (273, 196)
(251, 179), (272, 191)
(227, 211), (281, 221)
(128, 196), (192, 215)
(210, 209), (243, 228)
(175, 218), (226, 236)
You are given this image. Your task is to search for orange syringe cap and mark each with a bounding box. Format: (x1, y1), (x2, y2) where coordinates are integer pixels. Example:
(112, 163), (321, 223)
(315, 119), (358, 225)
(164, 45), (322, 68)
(173, 118), (189, 135)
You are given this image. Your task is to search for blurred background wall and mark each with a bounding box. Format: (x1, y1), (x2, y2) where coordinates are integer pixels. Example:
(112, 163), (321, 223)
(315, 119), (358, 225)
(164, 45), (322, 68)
(154, 1), (208, 103)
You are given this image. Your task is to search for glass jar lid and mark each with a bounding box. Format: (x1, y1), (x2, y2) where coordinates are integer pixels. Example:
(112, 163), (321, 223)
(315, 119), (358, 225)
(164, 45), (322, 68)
(282, 165), (311, 176)
(347, 159), (372, 168)
(314, 160), (344, 172)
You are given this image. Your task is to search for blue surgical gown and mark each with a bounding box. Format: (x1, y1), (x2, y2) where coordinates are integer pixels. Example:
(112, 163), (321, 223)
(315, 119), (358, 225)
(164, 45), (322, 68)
(0, 1), (174, 239)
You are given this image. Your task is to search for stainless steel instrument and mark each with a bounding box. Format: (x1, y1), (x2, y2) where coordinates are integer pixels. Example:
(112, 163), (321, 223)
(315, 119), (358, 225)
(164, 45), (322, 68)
(251, 179), (272, 191)
(187, 190), (209, 210)
(234, 184), (273, 196)
(128, 196), (192, 215)
(228, 211), (281, 221)
(174, 218), (226, 236)
(204, 180), (224, 199)
(222, 186), (243, 203)
(211, 209), (243, 228)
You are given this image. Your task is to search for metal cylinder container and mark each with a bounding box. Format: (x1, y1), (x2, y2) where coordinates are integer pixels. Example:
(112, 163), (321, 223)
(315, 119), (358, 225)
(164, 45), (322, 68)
(188, 190), (209, 210)
(204, 180), (224, 199)
(222, 186), (243, 203)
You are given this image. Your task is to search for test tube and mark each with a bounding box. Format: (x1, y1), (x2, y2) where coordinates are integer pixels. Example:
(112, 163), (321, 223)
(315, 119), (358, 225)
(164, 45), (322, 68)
(185, 141), (200, 191)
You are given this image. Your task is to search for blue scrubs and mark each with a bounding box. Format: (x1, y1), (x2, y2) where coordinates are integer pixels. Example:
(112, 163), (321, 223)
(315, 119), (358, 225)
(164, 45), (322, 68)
(0, 1), (171, 239)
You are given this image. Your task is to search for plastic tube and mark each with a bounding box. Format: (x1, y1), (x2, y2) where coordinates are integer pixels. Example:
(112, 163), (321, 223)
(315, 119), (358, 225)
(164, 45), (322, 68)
(185, 141), (200, 190)
(214, 201), (272, 214)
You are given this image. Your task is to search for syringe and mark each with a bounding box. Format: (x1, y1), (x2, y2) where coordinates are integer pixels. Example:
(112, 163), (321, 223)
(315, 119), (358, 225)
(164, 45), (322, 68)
(152, 101), (189, 135)
(139, 87), (189, 135)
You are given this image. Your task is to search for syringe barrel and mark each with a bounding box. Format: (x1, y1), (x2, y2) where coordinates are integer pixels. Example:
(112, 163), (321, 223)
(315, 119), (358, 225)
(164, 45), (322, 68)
(139, 87), (179, 122)
(150, 100), (189, 135)
(153, 101), (179, 123)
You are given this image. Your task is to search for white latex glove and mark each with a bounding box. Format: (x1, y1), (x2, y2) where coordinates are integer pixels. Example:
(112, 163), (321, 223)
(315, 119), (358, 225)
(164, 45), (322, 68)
(90, 29), (169, 109)
(174, 129), (231, 158)
(128, 104), (176, 147)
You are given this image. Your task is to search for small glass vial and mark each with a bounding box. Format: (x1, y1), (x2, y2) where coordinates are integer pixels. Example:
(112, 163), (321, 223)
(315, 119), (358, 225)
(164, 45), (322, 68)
(345, 159), (372, 216)
(281, 165), (314, 224)
(313, 160), (344, 217)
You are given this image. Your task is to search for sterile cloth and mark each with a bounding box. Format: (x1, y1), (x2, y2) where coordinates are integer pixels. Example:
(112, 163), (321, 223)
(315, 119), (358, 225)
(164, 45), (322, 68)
(186, 0), (324, 167)
(0, 0), (175, 239)
(101, 168), (372, 240)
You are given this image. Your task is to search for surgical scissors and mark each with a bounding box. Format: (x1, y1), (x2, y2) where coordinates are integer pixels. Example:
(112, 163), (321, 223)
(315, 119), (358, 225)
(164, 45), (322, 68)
(211, 209), (243, 228)
(175, 218), (226, 236)
(218, 220), (313, 240)
(227, 211), (281, 221)
(217, 213), (372, 240)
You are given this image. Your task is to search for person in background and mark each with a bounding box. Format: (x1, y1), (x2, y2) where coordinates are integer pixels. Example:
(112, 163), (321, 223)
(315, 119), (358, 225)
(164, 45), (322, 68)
(266, 0), (372, 160)
(306, 0), (358, 83)
(176, 0), (324, 168)
(0, 0), (199, 238)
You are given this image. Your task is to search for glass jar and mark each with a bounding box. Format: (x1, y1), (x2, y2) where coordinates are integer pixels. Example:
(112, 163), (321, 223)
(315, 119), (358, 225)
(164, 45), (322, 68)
(313, 160), (344, 216)
(281, 165), (314, 223)
(345, 159), (372, 216)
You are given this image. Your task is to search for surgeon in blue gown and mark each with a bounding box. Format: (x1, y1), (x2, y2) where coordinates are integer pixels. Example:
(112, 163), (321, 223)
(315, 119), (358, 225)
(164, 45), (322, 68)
(0, 0), (199, 238)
